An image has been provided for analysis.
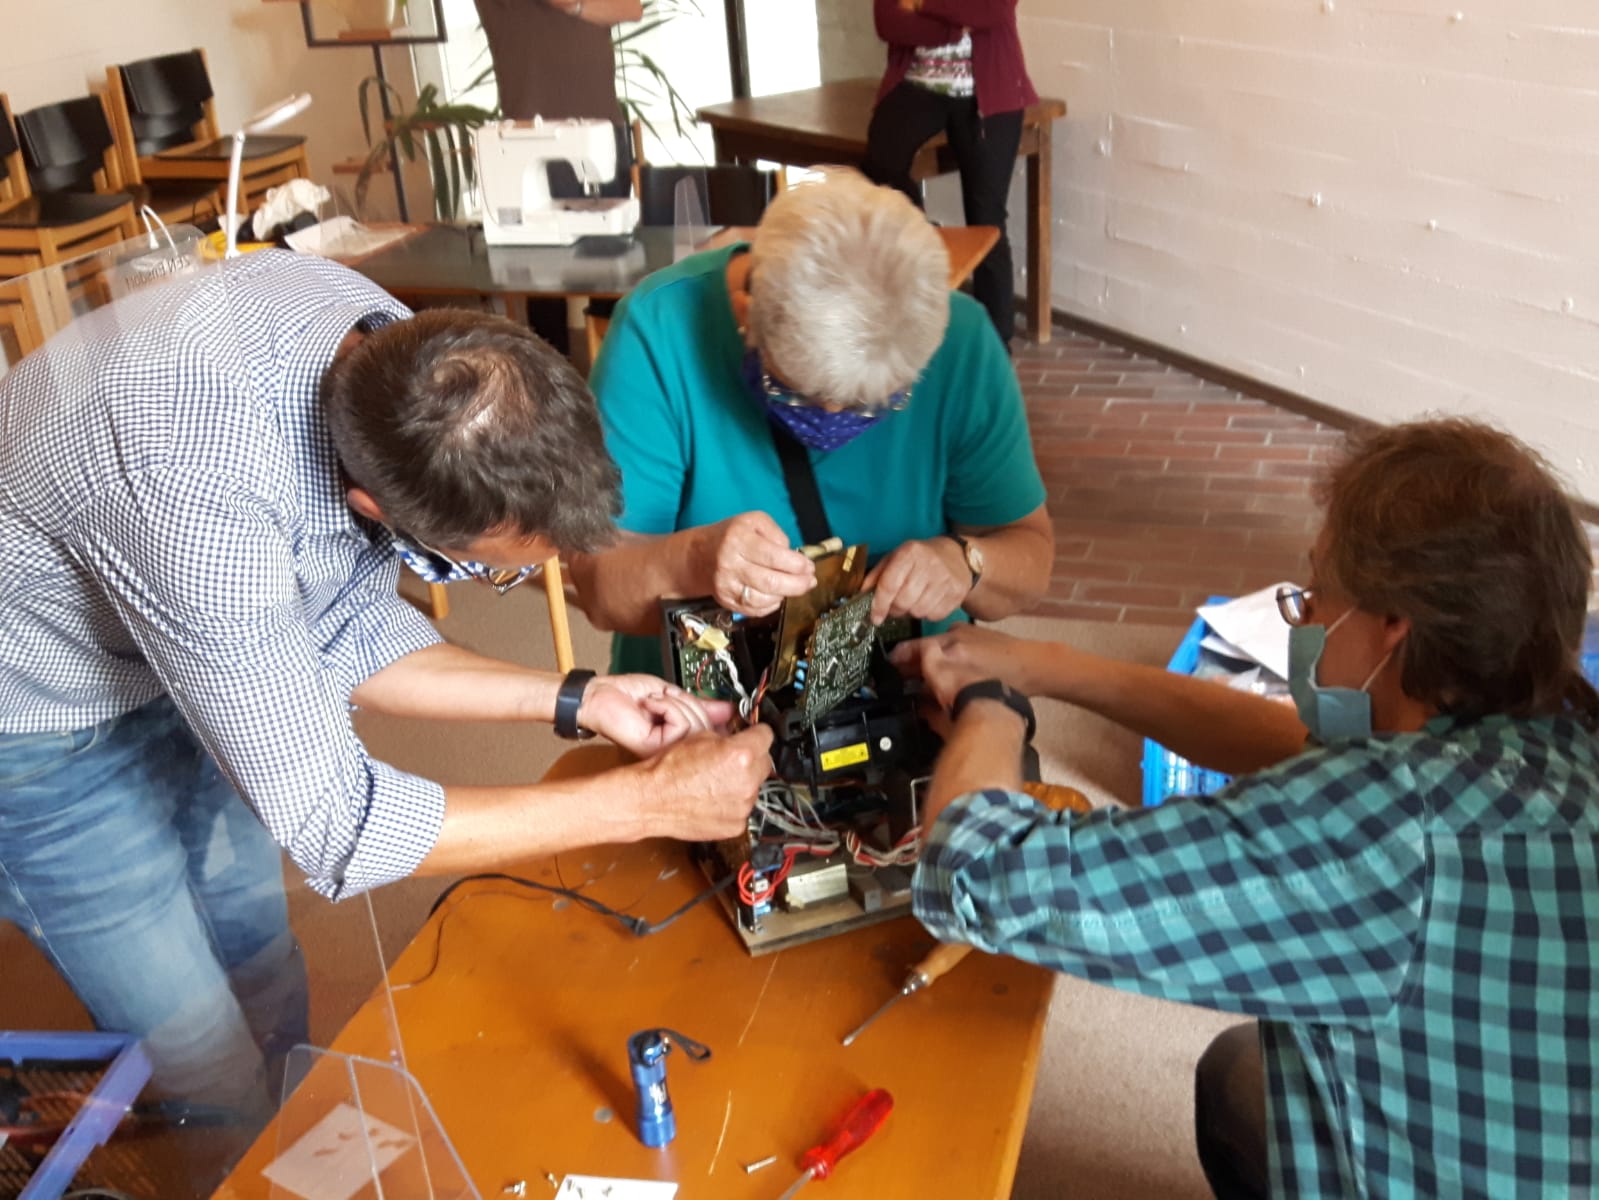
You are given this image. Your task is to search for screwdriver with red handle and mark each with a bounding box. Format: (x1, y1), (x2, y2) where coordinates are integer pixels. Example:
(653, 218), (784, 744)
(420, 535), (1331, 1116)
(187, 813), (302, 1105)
(775, 1088), (894, 1200)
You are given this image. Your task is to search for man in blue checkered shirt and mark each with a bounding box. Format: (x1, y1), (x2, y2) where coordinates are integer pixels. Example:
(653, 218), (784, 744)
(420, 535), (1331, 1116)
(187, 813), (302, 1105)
(898, 419), (1599, 1198)
(0, 252), (772, 1118)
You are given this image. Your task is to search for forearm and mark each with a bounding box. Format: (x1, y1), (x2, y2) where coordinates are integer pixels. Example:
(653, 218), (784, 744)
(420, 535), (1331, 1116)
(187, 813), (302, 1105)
(549, 0), (642, 26)
(569, 530), (707, 636)
(417, 768), (645, 875)
(959, 521), (1053, 621)
(1023, 642), (1309, 775)
(351, 643), (562, 722)
(925, 703), (1027, 827)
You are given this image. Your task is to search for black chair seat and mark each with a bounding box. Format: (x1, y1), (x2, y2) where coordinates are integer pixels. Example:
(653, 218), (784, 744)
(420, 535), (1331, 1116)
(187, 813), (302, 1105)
(152, 134), (304, 163)
(133, 178), (220, 213)
(637, 164), (780, 227)
(0, 191), (131, 230)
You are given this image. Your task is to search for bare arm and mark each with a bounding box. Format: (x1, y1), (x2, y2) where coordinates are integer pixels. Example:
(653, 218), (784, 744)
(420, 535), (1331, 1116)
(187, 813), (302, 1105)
(418, 725), (772, 874)
(954, 504), (1054, 621)
(568, 529), (712, 636)
(896, 627), (1310, 776)
(570, 512), (818, 635)
(351, 642), (734, 758)
(545, 0), (642, 26)
(864, 503), (1054, 625)
(924, 700), (1027, 828)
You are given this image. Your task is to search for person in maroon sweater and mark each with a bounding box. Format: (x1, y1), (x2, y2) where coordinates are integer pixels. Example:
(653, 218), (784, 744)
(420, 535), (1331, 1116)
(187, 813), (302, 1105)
(862, 0), (1037, 350)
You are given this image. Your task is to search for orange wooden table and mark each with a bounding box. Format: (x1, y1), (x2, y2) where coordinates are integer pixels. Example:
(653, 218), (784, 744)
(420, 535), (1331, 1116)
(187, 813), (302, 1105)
(216, 746), (1056, 1199)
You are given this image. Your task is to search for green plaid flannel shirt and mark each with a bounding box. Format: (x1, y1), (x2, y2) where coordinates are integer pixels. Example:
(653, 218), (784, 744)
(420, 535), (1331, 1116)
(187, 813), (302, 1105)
(913, 714), (1599, 1198)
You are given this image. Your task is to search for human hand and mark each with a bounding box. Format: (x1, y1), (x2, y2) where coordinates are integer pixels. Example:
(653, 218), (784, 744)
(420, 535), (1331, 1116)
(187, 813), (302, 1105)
(695, 512), (816, 616)
(631, 725), (774, 841)
(890, 625), (1032, 709)
(578, 675), (735, 757)
(863, 537), (971, 625)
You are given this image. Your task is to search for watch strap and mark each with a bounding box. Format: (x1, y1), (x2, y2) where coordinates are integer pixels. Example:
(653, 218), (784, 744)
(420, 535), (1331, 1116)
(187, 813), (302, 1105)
(946, 532), (981, 586)
(950, 678), (1036, 743)
(555, 668), (597, 740)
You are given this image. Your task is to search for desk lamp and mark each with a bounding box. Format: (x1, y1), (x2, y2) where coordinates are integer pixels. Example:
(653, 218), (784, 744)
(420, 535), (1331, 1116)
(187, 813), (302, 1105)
(225, 92), (314, 258)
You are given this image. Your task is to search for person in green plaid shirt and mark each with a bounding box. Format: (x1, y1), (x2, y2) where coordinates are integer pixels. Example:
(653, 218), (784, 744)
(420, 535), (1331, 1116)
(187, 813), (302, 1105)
(896, 418), (1599, 1199)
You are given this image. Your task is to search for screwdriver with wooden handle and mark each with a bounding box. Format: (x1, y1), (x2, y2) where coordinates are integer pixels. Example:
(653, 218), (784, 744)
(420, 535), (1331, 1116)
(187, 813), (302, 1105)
(840, 782), (1090, 1048)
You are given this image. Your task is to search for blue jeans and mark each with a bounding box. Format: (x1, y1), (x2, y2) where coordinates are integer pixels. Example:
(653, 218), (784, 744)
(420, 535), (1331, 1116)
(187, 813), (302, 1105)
(0, 697), (308, 1112)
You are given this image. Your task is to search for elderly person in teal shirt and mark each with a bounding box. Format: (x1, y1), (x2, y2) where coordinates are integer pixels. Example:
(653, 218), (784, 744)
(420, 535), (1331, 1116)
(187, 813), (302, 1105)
(571, 170), (1053, 674)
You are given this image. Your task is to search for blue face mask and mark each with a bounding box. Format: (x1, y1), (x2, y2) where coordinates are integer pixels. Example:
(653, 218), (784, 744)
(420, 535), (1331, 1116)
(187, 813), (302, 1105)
(1287, 610), (1393, 743)
(741, 350), (904, 452)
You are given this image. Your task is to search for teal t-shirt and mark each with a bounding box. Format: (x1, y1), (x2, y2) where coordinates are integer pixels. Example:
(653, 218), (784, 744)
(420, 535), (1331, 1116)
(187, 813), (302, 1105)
(590, 243), (1046, 675)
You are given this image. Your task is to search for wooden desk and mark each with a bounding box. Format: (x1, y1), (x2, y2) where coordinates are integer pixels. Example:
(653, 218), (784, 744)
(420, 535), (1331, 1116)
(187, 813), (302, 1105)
(697, 79), (1067, 343)
(216, 746), (1054, 1198)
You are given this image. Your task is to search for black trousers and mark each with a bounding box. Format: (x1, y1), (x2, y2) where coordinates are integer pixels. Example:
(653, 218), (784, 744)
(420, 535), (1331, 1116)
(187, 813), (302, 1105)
(1194, 1022), (1271, 1199)
(862, 81), (1024, 347)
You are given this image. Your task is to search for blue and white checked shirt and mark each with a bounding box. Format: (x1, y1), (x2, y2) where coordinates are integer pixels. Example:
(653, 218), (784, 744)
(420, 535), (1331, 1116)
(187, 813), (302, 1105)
(0, 251), (446, 898)
(915, 714), (1599, 1198)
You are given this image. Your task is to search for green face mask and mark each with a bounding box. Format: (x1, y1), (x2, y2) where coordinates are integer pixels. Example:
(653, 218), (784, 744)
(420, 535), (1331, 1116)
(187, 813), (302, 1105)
(1287, 609), (1394, 743)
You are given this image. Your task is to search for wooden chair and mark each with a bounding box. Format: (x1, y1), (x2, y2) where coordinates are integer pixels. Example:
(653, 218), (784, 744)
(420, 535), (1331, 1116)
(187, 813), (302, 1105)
(0, 95), (138, 281)
(104, 49), (309, 212)
(414, 558), (576, 673)
(0, 276), (42, 365)
(15, 93), (220, 231)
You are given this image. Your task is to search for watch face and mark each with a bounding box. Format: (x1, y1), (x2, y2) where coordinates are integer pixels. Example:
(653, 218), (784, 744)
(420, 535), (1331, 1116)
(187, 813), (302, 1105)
(966, 539), (985, 577)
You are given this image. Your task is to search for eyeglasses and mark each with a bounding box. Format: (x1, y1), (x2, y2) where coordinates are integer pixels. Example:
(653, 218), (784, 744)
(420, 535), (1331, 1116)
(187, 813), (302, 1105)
(1275, 584), (1315, 627)
(756, 365), (911, 413)
(392, 533), (542, 596)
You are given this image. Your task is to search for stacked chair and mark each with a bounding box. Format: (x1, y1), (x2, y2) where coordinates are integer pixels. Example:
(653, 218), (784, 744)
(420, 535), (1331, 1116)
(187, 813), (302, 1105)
(104, 49), (309, 213)
(0, 94), (137, 280)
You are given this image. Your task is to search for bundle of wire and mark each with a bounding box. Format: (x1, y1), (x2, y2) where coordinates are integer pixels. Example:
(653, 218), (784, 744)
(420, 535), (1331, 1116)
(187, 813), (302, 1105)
(750, 780), (922, 871)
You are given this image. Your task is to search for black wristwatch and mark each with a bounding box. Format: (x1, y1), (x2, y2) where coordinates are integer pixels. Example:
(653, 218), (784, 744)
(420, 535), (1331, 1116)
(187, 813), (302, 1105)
(950, 678), (1036, 744)
(554, 668), (597, 740)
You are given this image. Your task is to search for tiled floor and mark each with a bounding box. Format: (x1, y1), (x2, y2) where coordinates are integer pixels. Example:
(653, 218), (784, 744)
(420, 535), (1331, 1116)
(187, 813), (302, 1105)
(1017, 323), (1599, 628)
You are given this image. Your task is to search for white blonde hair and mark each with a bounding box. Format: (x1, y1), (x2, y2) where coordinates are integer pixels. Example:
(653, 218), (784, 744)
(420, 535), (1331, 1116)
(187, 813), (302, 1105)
(747, 168), (950, 411)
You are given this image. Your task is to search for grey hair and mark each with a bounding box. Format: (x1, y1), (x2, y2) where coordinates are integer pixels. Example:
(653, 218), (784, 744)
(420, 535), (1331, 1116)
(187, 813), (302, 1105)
(747, 168), (950, 411)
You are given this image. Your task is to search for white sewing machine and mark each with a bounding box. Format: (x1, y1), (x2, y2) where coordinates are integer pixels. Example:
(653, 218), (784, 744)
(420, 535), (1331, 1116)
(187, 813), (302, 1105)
(475, 118), (640, 246)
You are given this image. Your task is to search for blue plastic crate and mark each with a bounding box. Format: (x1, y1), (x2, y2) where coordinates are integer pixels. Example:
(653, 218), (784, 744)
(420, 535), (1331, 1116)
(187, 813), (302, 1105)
(1142, 601), (1234, 806)
(0, 1031), (152, 1199)
(1144, 608), (1599, 807)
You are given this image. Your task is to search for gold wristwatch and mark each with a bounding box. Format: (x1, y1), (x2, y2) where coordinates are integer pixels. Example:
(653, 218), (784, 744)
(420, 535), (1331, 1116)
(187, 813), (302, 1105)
(947, 533), (984, 588)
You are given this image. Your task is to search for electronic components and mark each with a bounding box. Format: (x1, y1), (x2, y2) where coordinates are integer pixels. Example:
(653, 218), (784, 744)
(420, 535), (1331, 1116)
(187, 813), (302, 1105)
(661, 541), (942, 955)
(796, 592), (876, 722)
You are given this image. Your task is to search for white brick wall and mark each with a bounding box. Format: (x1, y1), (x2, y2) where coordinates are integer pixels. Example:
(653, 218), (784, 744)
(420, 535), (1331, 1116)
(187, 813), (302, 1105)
(1026, 0), (1599, 501)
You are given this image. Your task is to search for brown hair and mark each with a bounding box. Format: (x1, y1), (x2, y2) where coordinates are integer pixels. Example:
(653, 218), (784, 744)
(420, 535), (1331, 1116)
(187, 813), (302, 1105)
(323, 309), (621, 553)
(1318, 418), (1597, 729)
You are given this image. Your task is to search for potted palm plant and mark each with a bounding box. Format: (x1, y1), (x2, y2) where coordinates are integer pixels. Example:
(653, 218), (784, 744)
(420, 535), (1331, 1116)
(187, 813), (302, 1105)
(613, 0), (703, 145)
(355, 72), (499, 222)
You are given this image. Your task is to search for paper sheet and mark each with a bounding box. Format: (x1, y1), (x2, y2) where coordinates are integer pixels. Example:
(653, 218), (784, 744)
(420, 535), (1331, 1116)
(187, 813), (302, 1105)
(260, 1101), (414, 1200)
(1197, 584), (1295, 682)
(555, 1176), (679, 1199)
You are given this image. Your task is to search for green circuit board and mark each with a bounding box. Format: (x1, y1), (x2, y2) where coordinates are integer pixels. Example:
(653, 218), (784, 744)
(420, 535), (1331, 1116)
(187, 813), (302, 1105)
(796, 592), (876, 723)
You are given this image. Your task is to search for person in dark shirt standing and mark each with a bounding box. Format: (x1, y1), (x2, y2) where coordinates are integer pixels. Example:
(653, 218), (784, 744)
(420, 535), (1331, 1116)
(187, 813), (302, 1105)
(863, 0), (1037, 351)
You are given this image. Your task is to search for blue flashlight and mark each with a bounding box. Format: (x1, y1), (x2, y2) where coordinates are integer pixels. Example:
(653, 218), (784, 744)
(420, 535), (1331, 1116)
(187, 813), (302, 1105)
(627, 1027), (711, 1148)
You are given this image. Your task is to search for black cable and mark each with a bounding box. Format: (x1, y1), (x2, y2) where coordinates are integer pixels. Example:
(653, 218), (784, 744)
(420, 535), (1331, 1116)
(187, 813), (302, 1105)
(397, 870), (737, 990)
